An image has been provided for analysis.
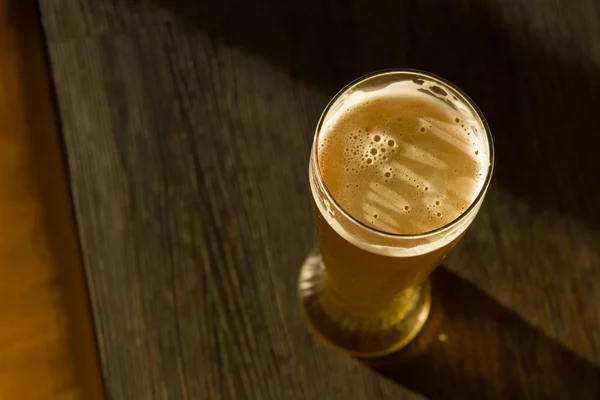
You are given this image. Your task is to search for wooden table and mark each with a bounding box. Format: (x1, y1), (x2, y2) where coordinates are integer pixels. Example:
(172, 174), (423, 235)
(36, 0), (600, 398)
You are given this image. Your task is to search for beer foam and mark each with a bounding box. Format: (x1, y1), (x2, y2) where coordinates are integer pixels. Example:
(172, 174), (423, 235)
(317, 82), (487, 235)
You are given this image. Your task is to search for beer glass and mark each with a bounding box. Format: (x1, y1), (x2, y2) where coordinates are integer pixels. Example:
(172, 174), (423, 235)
(299, 70), (494, 357)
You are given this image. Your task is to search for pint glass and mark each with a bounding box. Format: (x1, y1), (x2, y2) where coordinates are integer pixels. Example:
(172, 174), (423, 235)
(299, 70), (494, 357)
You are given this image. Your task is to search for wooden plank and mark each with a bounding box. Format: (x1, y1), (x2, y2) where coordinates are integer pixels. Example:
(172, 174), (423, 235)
(0, 1), (104, 399)
(38, 0), (600, 398)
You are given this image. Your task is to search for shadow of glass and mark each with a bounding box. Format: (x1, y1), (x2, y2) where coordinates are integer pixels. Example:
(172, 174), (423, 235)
(361, 267), (600, 400)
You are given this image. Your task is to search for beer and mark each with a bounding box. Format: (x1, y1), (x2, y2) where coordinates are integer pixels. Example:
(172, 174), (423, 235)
(299, 71), (493, 357)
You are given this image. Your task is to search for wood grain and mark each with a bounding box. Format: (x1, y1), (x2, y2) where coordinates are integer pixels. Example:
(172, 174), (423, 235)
(0, 1), (104, 399)
(38, 0), (600, 398)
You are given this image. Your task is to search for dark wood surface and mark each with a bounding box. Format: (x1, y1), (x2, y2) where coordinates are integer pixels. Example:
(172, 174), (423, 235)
(38, 0), (600, 398)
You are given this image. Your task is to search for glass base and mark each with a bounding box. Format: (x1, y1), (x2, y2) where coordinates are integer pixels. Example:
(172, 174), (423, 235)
(298, 252), (431, 358)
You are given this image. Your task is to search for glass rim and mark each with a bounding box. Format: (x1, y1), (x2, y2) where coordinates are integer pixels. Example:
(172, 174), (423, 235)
(312, 68), (495, 239)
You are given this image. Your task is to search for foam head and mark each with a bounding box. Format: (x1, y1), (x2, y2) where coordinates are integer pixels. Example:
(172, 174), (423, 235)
(317, 80), (488, 235)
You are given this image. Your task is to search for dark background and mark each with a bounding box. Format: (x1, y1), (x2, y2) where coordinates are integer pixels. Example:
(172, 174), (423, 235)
(39, 0), (600, 398)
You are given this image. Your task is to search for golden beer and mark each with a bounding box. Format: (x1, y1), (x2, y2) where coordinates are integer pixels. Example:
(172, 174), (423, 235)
(299, 70), (494, 357)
